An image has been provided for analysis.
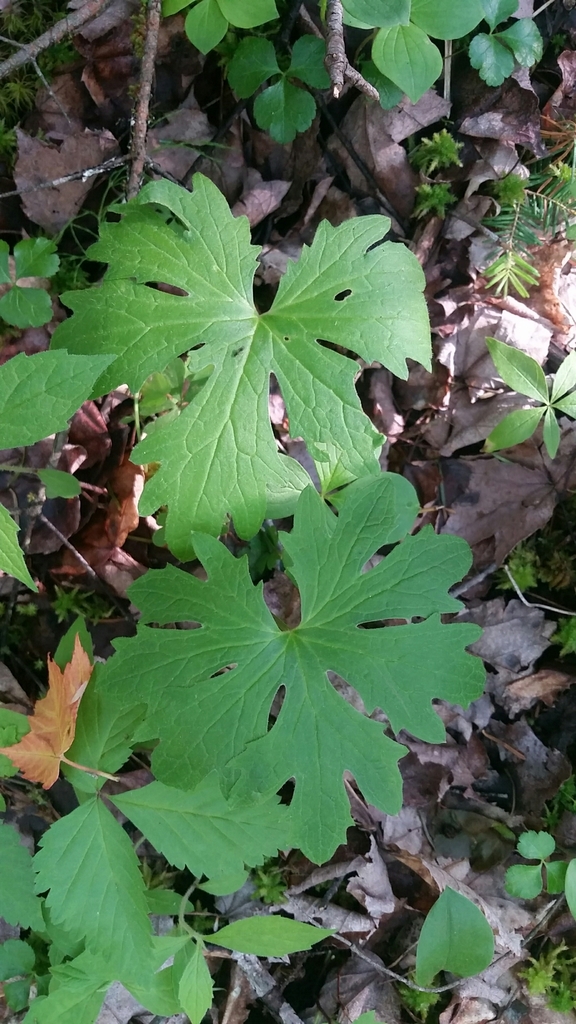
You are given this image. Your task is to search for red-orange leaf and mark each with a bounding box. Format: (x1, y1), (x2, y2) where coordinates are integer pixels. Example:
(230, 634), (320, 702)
(0, 635), (92, 789)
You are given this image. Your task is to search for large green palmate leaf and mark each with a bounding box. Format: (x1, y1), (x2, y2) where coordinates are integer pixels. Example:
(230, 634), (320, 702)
(98, 475), (484, 862)
(51, 176), (429, 557)
(33, 797), (154, 981)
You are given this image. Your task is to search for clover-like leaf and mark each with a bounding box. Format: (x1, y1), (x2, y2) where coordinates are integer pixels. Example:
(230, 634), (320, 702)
(254, 79), (317, 142)
(98, 474), (483, 862)
(469, 33), (515, 86)
(517, 830), (556, 861)
(497, 19), (542, 67)
(288, 36), (330, 89)
(546, 860), (568, 894)
(504, 863), (544, 898)
(52, 176), (429, 555)
(480, 0), (518, 30)
(184, 0), (278, 52)
(13, 237), (59, 279)
(227, 36), (280, 97)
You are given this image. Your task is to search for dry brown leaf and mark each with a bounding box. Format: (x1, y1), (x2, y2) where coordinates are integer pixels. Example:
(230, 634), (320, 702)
(231, 171), (290, 227)
(504, 669), (575, 717)
(0, 636), (92, 788)
(15, 128), (120, 232)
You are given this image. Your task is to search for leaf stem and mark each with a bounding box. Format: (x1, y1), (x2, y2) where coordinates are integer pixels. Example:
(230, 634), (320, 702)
(60, 755), (120, 781)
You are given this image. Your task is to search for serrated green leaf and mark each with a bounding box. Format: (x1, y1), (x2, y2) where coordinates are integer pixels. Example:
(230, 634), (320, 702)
(254, 79), (317, 142)
(469, 33), (515, 86)
(551, 351), (576, 403)
(5, 977), (31, 1011)
(288, 36), (330, 89)
(228, 37), (280, 97)
(410, 0), (485, 39)
(0, 504), (36, 590)
(37, 468), (81, 499)
(0, 286), (53, 328)
(415, 888), (494, 986)
(542, 407), (560, 459)
(486, 338), (548, 401)
(144, 889), (194, 915)
(111, 777), (290, 881)
(0, 239), (10, 283)
(360, 61), (404, 108)
(342, 0), (410, 27)
(504, 863), (543, 898)
(99, 474), (483, 862)
(210, 916), (333, 955)
(62, 674), (146, 796)
(0, 350), (112, 448)
(0, 707), (30, 747)
(517, 830), (555, 860)
(53, 175), (429, 553)
(0, 822), (43, 930)
(175, 942), (213, 1024)
(0, 939), (35, 981)
(185, 0), (227, 52)
(219, 0), (278, 28)
(27, 951), (111, 1024)
(566, 858), (576, 921)
(372, 24), (443, 103)
(480, 0), (519, 30)
(485, 407), (544, 452)
(497, 19), (542, 66)
(34, 798), (154, 976)
(14, 238), (59, 280)
(546, 860), (568, 894)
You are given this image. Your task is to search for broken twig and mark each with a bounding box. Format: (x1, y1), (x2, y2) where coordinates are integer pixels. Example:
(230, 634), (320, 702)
(324, 0), (379, 101)
(127, 0), (162, 200)
(0, 155), (130, 201)
(0, 0), (116, 82)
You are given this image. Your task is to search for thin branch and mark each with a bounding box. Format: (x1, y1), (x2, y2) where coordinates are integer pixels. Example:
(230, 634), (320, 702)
(324, 0), (379, 101)
(0, 0), (116, 82)
(503, 564), (576, 616)
(325, 0), (347, 98)
(0, 155), (130, 201)
(127, 0), (162, 200)
(231, 953), (306, 1024)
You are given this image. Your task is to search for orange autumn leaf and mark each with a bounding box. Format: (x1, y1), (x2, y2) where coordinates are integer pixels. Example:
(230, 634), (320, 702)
(0, 635), (92, 789)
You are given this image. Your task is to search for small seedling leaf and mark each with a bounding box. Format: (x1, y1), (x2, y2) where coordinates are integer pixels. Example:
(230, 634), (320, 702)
(288, 35), (330, 88)
(504, 863), (544, 898)
(227, 37), (280, 97)
(486, 338), (548, 402)
(254, 78), (317, 143)
(485, 407), (544, 452)
(37, 469), (81, 499)
(497, 19), (543, 66)
(546, 860), (568, 895)
(469, 33), (515, 86)
(415, 888), (494, 986)
(175, 942), (214, 1024)
(517, 830), (556, 861)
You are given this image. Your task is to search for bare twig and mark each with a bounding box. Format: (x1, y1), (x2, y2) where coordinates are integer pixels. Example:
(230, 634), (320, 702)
(38, 513), (134, 623)
(0, 0), (116, 82)
(127, 0), (162, 200)
(0, 35), (71, 126)
(503, 564), (576, 616)
(449, 562), (496, 598)
(0, 155), (130, 201)
(325, 0), (347, 98)
(334, 935), (465, 994)
(324, 0), (379, 101)
(231, 953), (306, 1024)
